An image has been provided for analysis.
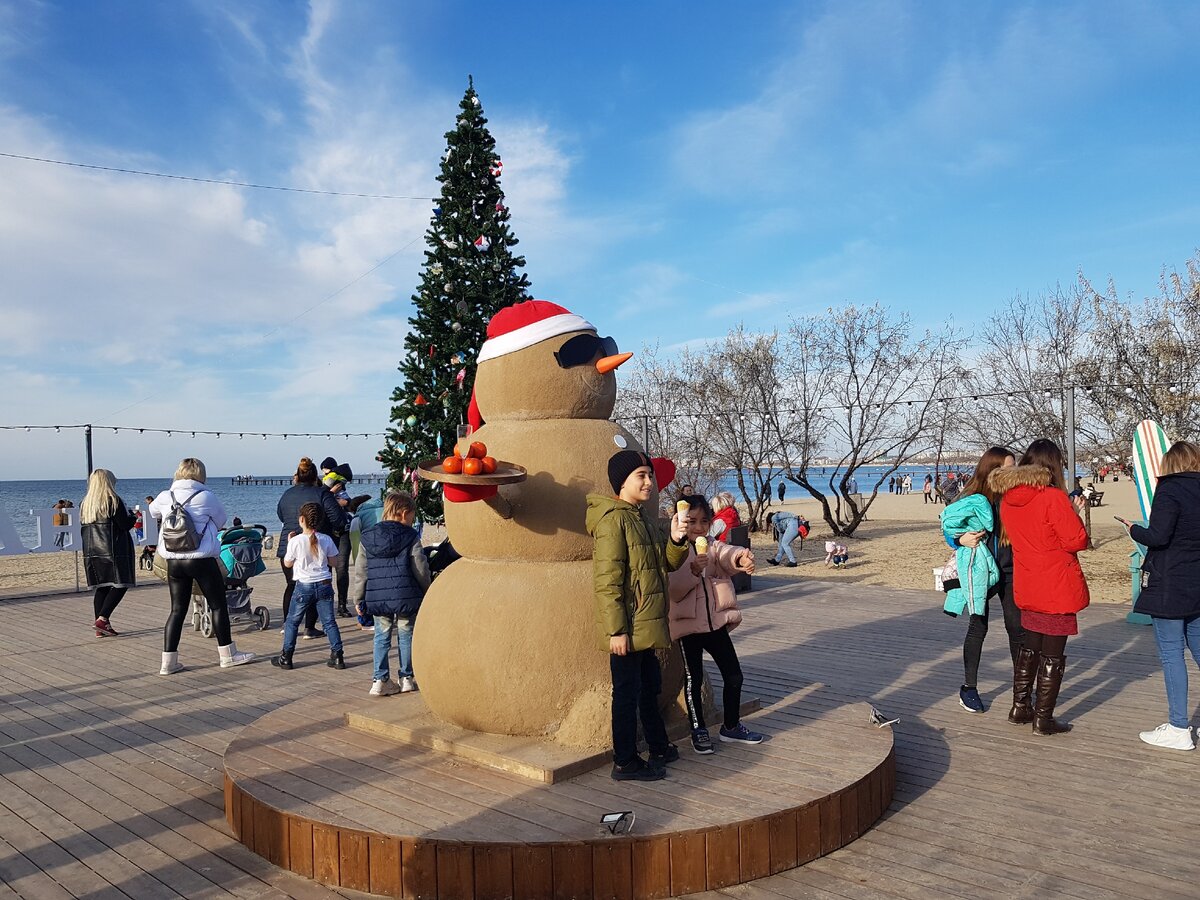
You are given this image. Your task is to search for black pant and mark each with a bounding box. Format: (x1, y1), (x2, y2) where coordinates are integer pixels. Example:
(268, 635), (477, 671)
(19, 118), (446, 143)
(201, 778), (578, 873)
(93, 586), (127, 620)
(962, 578), (1024, 687)
(610, 649), (670, 766)
(164, 557), (231, 651)
(680, 627), (744, 731)
(334, 532), (351, 606)
(281, 563), (318, 631)
(1022, 630), (1068, 658)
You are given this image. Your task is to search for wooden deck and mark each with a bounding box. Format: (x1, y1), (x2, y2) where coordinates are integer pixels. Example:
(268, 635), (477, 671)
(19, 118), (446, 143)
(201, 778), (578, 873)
(1, 574), (1198, 898)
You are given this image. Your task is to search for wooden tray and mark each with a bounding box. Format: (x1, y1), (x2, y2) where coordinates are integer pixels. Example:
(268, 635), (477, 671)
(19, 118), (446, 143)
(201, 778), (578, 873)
(417, 458), (527, 486)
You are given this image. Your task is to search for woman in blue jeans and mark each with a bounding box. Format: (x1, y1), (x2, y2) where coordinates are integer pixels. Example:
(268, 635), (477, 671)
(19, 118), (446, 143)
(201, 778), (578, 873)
(1119, 441), (1200, 751)
(765, 510), (804, 567)
(272, 502), (346, 670)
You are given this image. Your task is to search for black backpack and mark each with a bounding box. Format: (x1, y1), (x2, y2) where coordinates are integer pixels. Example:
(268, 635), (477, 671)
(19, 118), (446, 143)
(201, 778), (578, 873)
(161, 490), (206, 553)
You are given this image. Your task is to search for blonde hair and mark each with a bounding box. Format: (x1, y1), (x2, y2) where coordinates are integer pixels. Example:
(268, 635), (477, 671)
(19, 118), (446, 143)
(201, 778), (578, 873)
(384, 491), (416, 521)
(174, 458), (207, 482)
(80, 469), (120, 524)
(1161, 440), (1200, 476)
(711, 492), (736, 514)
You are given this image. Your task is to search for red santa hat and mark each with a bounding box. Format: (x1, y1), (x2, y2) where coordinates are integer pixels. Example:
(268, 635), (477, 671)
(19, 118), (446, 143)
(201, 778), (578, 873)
(476, 299), (594, 364)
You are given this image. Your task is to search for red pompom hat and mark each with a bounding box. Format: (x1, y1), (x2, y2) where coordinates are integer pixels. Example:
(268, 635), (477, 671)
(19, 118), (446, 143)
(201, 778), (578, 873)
(476, 300), (594, 363)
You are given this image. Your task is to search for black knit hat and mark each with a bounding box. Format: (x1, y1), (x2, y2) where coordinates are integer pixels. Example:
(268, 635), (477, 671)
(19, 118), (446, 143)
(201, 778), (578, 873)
(608, 449), (652, 494)
(320, 456), (338, 472)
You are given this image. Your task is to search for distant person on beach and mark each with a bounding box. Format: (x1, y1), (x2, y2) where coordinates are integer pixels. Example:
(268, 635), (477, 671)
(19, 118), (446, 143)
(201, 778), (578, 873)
(941, 447), (1020, 715)
(923, 474), (934, 504)
(1117, 441), (1200, 751)
(149, 458), (254, 674)
(272, 501), (346, 671)
(52, 499), (73, 547)
(992, 439), (1089, 736)
(708, 492), (742, 542)
(903, 474), (913, 495)
(777, 481), (786, 503)
(80, 469), (136, 637)
(277, 457), (348, 640)
(889, 476), (896, 494)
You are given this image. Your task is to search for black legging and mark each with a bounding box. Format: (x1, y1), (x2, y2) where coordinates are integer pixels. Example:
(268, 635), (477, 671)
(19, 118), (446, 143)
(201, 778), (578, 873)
(1021, 630), (1068, 658)
(334, 531), (351, 606)
(164, 557), (231, 651)
(962, 578), (1025, 687)
(281, 563), (319, 630)
(93, 586), (127, 620)
(680, 626), (745, 731)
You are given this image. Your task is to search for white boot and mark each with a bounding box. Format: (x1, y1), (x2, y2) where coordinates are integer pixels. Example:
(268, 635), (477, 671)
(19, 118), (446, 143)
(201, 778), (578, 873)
(159, 652), (184, 676)
(218, 642), (255, 668)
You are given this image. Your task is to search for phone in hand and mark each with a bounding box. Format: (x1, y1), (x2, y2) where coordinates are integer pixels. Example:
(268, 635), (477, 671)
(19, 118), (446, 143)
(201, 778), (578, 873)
(1113, 516), (1129, 526)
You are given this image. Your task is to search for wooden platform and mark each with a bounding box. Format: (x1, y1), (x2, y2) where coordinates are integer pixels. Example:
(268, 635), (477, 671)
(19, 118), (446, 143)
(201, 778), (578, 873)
(3, 572), (1200, 898)
(224, 691), (894, 898)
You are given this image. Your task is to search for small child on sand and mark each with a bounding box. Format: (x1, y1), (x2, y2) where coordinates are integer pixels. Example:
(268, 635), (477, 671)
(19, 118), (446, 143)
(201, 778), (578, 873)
(824, 541), (849, 568)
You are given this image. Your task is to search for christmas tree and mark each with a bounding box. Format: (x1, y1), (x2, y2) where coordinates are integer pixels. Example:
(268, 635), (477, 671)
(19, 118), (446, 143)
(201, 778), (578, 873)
(379, 78), (531, 523)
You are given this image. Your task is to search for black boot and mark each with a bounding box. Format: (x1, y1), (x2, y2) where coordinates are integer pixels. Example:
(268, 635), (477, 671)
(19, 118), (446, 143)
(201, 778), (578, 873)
(1008, 646), (1037, 725)
(1032, 655), (1071, 735)
(327, 650), (345, 670)
(337, 602), (350, 618)
(271, 649), (294, 670)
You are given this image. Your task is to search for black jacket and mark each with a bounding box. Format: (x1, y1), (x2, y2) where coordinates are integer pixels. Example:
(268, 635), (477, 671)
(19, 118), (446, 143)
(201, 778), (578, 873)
(276, 484), (348, 559)
(82, 499), (137, 588)
(1130, 472), (1200, 618)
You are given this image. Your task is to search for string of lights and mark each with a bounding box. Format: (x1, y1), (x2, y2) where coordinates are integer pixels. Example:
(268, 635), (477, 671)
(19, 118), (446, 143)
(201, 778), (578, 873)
(0, 424), (384, 440)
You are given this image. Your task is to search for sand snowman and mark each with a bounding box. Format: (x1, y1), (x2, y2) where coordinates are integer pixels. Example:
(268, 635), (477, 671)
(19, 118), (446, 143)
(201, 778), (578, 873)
(414, 300), (674, 746)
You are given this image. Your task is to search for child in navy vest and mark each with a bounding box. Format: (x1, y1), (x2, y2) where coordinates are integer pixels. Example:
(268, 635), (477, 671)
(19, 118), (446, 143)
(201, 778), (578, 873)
(350, 491), (432, 696)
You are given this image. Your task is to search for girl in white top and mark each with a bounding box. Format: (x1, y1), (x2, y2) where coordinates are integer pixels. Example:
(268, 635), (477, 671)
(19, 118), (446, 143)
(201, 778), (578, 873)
(273, 502), (345, 669)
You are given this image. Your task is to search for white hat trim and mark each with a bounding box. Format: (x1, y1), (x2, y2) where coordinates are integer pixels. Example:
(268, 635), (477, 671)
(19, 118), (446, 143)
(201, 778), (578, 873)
(477, 312), (595, 363)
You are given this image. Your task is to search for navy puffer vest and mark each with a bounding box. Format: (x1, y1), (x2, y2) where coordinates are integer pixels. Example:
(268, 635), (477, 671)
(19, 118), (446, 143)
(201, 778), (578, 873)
(360, 521), (424, 617)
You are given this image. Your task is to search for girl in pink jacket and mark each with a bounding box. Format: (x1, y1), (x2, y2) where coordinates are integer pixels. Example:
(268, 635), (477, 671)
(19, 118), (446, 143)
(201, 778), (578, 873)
(669, 495), (764, 754)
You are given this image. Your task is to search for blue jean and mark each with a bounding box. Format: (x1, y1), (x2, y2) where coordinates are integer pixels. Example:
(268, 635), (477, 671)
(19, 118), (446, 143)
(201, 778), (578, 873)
(774, 518), (799, 564)
(1151, 615), (1200, 728)
(373, 614), (415, 682)
(282, 580), (342, 653)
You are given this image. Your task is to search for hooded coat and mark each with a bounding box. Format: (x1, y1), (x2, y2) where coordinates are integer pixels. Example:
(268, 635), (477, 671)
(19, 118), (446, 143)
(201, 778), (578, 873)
(81, 499), (137, 589)
(276, 484), (348, 559)
(586, 494), (689, 652)
(991, 465), (1089, 615)
(939, 493), (999, 617)
(1129, 472), (1200, 618)
(349, 520), (431, 618)
(667, 541), (745, 640)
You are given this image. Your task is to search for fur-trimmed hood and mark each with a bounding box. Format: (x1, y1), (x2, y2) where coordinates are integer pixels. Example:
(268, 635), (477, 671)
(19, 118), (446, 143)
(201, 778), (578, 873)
(989, 465), (1051, 504)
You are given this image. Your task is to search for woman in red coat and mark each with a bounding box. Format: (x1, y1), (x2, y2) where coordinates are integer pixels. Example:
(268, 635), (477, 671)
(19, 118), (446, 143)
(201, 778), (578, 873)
(990, 439), (1089, 736)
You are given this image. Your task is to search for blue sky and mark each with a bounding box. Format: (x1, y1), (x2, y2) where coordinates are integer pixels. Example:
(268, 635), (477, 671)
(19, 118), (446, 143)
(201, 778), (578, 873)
(1, 0), (1198, 479)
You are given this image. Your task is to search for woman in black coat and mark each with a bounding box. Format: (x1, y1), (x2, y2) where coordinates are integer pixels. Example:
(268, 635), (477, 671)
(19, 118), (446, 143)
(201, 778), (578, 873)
(1119, 441), (1200, 751)
(277, 457), (348, 639)
(80, 468), (137, 637)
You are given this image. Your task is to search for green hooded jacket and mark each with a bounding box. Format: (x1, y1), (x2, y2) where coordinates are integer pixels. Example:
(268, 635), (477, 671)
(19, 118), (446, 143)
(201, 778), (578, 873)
(586, 494), (690, 652)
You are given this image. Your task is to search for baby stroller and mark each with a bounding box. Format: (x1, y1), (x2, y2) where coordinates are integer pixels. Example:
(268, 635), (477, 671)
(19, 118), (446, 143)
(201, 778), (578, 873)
(192, 524), (272, 637)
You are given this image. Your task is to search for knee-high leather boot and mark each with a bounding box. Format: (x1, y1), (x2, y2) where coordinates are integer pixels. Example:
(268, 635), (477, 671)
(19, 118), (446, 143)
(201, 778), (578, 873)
(1032, 654), (1071, 735)
(1008, 646), (1037, 725)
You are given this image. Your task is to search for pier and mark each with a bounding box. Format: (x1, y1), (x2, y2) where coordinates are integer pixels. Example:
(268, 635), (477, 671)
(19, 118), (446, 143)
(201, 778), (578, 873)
(230, 473), (390, 486)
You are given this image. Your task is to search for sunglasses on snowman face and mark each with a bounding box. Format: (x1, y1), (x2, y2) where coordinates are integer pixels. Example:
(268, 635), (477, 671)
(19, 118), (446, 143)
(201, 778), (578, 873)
(554, 333), (619, 368)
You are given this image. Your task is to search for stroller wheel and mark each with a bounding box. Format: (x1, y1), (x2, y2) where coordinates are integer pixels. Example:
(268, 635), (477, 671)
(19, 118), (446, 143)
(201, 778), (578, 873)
(200, 609), (214, 639)
(254, 606), (271, 631)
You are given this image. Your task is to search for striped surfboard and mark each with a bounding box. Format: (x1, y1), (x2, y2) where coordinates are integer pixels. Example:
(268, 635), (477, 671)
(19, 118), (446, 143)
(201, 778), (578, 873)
(1132, 419), (1170, 520)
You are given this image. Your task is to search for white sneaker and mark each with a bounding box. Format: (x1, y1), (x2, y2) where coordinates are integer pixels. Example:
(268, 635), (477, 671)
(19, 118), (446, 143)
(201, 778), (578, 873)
(1139, 723), (1195, 751)
(370, 679), (401, 697)
(399, 676), (418, 693)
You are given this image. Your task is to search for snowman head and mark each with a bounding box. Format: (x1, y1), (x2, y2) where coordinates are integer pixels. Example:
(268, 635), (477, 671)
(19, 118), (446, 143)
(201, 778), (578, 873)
(474, 300), (632, 421)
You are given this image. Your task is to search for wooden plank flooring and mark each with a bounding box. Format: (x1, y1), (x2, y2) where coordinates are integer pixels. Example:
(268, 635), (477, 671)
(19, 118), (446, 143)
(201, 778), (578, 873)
(2, 573), (1198, 898)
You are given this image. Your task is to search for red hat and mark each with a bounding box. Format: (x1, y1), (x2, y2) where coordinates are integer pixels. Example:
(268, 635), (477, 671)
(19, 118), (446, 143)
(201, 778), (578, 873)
(477, 299), (594, 363)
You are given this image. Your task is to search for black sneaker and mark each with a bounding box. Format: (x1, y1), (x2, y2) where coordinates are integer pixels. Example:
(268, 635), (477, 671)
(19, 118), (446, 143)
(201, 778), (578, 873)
(691, 729), (715, 755)
(767, 557), (779, 566)
(958, 685), (986, 714)
(302, 627), (325, 641)
(611, 757), (666, 781)
(649, 743), (679, 767)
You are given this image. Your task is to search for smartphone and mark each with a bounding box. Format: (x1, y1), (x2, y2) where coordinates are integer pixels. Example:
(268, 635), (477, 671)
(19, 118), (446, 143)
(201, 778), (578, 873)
(1113, 516), (1127, 524)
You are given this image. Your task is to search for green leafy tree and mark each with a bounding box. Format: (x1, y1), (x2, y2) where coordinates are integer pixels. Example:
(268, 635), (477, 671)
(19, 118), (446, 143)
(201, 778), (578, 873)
(379, 78), (531, 523)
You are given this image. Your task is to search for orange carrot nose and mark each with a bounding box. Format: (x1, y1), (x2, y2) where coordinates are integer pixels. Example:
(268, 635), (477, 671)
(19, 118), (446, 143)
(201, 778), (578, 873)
(596, 351), (633, 374)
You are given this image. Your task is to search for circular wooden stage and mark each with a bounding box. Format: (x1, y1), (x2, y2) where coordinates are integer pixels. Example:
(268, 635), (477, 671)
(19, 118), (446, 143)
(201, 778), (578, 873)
(223, 691), (894, 899)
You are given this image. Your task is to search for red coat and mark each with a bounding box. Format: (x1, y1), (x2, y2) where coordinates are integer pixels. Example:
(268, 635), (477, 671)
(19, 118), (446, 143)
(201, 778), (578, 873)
(710, 506), (741, 542)
(991, 465), (1090, 614)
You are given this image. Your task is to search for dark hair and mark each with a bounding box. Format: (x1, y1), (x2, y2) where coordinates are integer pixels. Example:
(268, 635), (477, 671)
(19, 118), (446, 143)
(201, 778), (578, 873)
(961, 446), (1014, 502)
(295, 457), (319, 485)
(680, 494), (711, 518)
(298, 502), (324, 556)
(1019, 439), (1067, 492)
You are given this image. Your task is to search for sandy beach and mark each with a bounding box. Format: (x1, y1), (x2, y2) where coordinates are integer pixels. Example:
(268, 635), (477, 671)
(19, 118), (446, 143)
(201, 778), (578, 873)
(1, 480), (1140, 605)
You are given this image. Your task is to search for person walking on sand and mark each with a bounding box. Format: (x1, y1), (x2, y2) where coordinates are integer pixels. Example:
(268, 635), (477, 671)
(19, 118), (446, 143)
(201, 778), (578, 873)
(942, 447), (1021, 714)
(1117, 441), (1200, 750)
(924, 474), (934, 504)
(777, 480), (786, 503)
(991, 440), (1089, 735)
(765, 510), (803, 567)
(272, 502), (346, 670)
(149, 458), (254, 674)
(277, 457), (348, 640)
(80, 469), (136, 637)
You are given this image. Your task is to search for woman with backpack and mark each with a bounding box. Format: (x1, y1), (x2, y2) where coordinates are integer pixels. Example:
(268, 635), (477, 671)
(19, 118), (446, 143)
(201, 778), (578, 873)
(276, 457), (348, 640)
(149, 458), (254, 674)
(80, 468), (137, 637)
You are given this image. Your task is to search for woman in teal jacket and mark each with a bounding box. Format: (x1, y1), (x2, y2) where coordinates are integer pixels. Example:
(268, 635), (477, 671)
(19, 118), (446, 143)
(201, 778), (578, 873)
(940, 447), (1016, 713)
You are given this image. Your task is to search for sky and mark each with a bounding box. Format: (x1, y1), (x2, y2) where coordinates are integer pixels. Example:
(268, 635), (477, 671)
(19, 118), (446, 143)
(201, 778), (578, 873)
(1, 0), (1198, 479)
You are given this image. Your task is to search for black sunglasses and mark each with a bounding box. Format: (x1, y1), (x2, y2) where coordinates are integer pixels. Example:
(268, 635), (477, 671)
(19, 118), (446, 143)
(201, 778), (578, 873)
(554, 333), (618, 368)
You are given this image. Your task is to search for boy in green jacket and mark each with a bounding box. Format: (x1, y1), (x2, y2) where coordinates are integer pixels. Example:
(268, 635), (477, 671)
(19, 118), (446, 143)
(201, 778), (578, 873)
(586, 450), (690, 781)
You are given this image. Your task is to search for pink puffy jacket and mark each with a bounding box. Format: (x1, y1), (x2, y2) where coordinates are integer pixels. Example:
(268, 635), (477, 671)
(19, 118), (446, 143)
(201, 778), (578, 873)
(667, 541), (745, 640)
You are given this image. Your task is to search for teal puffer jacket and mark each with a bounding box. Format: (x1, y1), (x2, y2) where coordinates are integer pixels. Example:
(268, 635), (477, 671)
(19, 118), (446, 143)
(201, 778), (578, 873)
(940, 493), (999, 616)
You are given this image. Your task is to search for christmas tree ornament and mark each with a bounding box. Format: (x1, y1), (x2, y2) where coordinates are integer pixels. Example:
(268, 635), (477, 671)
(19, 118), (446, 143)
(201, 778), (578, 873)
(452, 321), (463, 332)
(456, 300), (468, 314)
(443, 282), (452, 293)
(437, 432), (443, 450)
(405, 415), (417, 427)
(471, 95), (480, 106)
(456, 368), (467, 390)
(451, 353), (463, 365)
(474, 235), (491, 252)
(492, 262), (502, 271)
(431, 263), (442, 275)
(415, 393), (428, 406)
(490, 160), (503, 177)
(443, 239), (458, 249)
(433, 206), (442, 217)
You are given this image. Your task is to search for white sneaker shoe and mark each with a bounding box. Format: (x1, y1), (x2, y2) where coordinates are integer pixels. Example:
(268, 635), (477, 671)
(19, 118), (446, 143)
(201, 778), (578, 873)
(1139, 723), (1195, 750)
(399, 676), (418, 693)
(370, 679), (401, 697)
